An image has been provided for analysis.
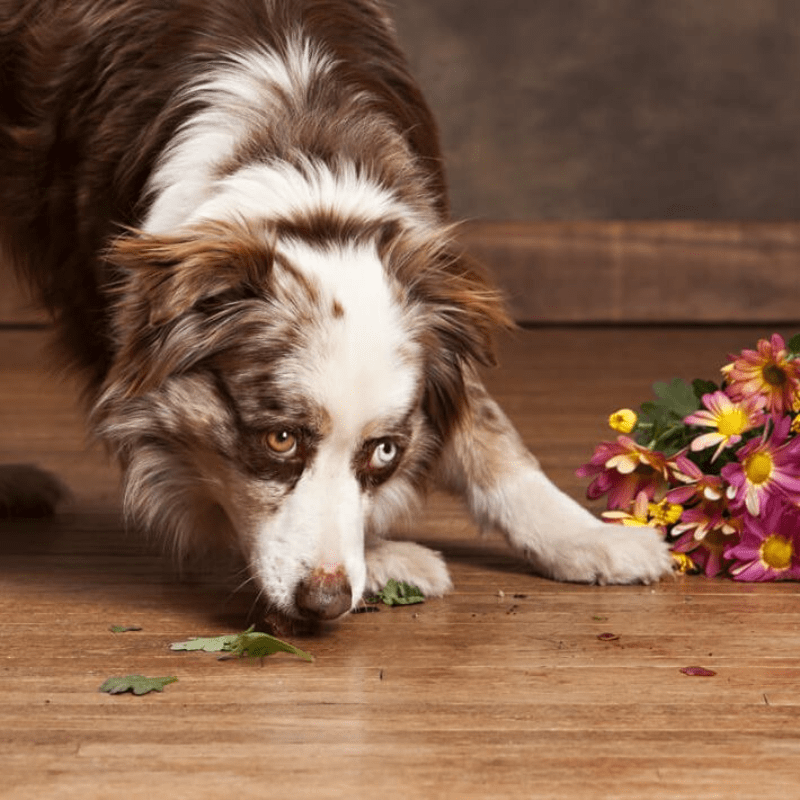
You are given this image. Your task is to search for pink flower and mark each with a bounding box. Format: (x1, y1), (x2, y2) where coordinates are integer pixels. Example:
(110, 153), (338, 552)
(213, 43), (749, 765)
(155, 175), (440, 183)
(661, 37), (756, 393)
(720, 417), (800, 515)
(684, 391), (765, 461)
(671, 498), (739, 543)
(725, 498), (800, 581)
(668, 492), (741, 578)
(576, 436), (669, 510)
(671, 526), (737, 578)
(723, 334), (800, 415)
(602, 490), (651, 527)
(667, 454), (724, 505)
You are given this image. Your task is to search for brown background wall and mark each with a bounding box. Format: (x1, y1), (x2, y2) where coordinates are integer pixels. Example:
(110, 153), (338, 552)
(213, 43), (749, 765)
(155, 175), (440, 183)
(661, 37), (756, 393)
(3, 1), (800, 324)
(392, 0), (800, 221)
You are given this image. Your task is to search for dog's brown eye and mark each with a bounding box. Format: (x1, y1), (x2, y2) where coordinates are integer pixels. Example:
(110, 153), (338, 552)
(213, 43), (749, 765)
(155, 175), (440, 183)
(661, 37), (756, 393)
(265, 429), (298, 456)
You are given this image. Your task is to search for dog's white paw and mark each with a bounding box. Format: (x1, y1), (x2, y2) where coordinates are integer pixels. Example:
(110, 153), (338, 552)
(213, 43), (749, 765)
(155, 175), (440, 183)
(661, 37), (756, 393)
(529, 522), (674, 586)
(0, 464), (69, 518)
(364, 539), (454, 597)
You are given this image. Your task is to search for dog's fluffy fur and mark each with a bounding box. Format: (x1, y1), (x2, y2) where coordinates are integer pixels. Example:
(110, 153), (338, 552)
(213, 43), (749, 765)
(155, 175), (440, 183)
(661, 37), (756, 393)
(0, 0), (673, 625)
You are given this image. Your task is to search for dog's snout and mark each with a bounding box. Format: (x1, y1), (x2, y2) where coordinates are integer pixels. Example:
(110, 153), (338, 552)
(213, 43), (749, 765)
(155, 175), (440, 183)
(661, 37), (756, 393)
(295, 565), (353, 620)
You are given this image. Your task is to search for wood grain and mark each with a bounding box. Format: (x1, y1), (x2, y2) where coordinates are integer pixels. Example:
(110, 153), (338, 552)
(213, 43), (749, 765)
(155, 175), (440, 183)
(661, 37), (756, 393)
(458, 220), (800, 324)
(2, 326), (800, 799)
(5, 221), (800, 326)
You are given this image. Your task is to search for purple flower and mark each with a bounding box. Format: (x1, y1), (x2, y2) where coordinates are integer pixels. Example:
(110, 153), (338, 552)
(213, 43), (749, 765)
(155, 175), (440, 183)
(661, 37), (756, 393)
(576, 436), (669, 510)
(725, 498), (800, 581)
(721, 416), (800, 516)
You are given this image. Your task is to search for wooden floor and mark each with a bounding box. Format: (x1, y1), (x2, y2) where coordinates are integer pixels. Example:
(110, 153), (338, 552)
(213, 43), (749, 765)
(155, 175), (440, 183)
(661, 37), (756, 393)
(2, 325), (800, 799)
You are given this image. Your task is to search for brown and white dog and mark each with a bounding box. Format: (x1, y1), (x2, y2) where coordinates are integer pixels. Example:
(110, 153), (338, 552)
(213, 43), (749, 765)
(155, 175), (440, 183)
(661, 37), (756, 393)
(0, 0), (672, 626)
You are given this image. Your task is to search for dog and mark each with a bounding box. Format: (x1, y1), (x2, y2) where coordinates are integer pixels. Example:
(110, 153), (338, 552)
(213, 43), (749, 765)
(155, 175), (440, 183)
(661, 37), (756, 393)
(0, 0), (673, 627)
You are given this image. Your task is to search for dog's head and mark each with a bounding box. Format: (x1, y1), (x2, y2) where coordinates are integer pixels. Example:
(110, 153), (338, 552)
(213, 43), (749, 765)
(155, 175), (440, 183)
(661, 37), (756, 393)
(98, 217), (509, 623)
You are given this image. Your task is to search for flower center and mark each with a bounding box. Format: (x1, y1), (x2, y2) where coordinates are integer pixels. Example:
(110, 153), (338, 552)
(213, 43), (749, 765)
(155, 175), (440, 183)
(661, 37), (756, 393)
(716, 407), (749, 437)
(744, 451), (773, 485)
(702, 529), (727, 556)
(648, 499), (683, 526)
(760, 533), (793, 571)
(762, 363), (787, 387)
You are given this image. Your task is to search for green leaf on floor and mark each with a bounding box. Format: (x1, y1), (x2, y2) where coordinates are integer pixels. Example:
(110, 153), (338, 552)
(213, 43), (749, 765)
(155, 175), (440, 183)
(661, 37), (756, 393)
(226, 629), (313, 661)
(171, 626), (313, 662)
(365, 579), (425, 607)
(170, 632), (240, 652)
(99, 675), (177, 695)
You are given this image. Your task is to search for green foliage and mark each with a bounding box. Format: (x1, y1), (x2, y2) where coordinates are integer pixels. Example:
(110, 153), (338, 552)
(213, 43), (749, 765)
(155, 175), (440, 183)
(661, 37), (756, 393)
(228, 629), (313, 661)
(691, 379), (719, 399)
(653, 378), (701, 418)
(171, 626), (313, 662)
(787, 333), (800, 358)
(634, 377), (707, 457)
(99, 675), (177, 695)
(170, 632), (240, 653)
(365, 579), (425, 607)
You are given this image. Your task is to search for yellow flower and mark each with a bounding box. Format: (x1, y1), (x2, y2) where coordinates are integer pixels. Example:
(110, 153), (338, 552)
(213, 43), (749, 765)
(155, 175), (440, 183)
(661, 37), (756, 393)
(647, 499), (683, 527)
(685, 391), (765, 461)
(672, 552), (699, 574)
(609, 408), (638, 434)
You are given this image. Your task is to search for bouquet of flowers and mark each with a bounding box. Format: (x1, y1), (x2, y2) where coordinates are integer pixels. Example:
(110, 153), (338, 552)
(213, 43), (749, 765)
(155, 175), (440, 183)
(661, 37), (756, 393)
(577, 333), (800, 581)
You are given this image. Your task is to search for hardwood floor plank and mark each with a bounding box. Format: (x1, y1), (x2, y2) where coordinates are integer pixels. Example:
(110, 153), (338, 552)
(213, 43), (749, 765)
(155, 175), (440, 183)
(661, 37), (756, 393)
(2, 326), (800, 799)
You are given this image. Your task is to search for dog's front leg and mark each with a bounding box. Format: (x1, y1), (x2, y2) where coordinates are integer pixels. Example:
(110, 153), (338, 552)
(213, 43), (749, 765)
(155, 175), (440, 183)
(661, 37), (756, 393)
(435, 372), (674, 585)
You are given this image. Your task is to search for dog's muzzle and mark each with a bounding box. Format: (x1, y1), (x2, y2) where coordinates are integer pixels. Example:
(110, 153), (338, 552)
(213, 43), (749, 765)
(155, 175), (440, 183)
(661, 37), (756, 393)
(294, 565), (353, 620)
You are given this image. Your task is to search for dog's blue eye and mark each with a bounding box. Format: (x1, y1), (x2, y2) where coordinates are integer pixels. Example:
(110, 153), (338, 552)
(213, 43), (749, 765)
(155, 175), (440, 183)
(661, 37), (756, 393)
(369, 439), (399, 470)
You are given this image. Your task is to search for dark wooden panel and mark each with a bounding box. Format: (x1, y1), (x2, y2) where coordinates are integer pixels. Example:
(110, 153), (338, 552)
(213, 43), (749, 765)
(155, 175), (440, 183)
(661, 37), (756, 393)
(4, 222), (800, 325)
(459, 221), (800, 324)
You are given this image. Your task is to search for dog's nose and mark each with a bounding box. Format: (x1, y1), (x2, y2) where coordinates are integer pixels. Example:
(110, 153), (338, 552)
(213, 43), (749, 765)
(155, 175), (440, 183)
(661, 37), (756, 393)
(294, 565), (353, 620)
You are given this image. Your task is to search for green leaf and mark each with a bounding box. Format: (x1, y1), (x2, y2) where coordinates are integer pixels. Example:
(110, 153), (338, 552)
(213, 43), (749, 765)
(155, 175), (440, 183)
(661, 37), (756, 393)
(652, 378), (701, 418)
(170, 632), (240, 652)
(109, 624), (143, 633)
(368, 579), (425, 607)
(171, 626), (313, 662)
(228, 631), (313, 662)
(787, 333), (800, 357)
(99, 675), (177, 696)
(691, 379), (718, 400)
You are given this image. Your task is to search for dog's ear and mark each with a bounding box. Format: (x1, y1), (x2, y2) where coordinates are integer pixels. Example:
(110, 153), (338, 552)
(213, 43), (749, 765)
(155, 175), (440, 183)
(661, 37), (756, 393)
(421, 249), (514, 439)
(103, 220), (274, 395)
(107, 220), (274, 327)
(382, 228), (514, 439)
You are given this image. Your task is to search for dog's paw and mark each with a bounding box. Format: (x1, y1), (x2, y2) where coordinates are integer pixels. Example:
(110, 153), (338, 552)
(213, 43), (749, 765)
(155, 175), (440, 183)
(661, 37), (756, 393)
(364, 540), (454, 597)
(529, 523), (674, 586)
(0, 464), (69, 518)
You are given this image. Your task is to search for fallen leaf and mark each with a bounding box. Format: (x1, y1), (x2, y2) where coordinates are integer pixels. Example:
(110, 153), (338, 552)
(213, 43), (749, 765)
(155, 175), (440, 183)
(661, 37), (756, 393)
(109, 625), (143, 633)
(170, 633), (240, 653)
(597, 632), (620, 641)
(171, 627), (313, 662)
(680, 666), (717, 677)
(99, 675), (177, 695)
(228, 630), (313, 661)
(365, 579), (425, 607)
